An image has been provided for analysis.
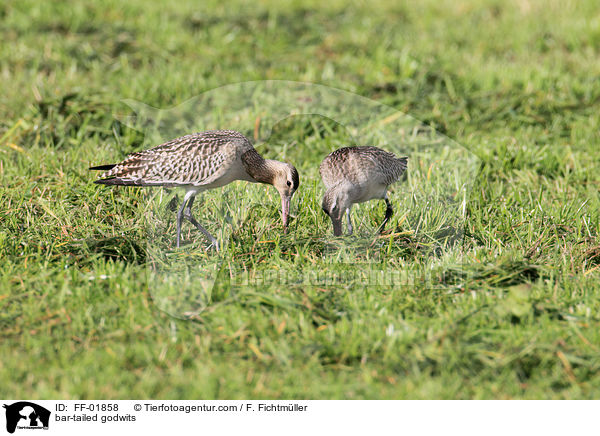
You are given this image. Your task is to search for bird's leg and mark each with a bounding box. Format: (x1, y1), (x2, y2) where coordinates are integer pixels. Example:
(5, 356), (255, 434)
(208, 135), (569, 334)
(183, 195), (220, 251)
(376, 195), (394, 234)
(176, 193), (192, 248)
(346, 208), (353, 235)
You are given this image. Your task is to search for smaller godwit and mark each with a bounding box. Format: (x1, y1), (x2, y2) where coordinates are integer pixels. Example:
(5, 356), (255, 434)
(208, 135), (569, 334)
(320, 146), (407, 236)
(91, 130), (299, 250)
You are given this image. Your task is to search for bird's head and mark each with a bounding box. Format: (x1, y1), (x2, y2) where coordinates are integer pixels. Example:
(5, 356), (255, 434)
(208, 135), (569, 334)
(321, 185), (350, 236)
(270, 162), (300, 232)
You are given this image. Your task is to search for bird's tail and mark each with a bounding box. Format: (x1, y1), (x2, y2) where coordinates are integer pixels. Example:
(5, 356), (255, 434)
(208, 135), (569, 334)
(93, 177), (144, 186)
(397, 156), (408, 171)
(89, 164), (116, 171)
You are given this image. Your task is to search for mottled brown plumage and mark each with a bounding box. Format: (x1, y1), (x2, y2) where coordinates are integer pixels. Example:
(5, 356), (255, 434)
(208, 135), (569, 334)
(94, 130), (254, 187)
(320, 146), (407, 236)
(91, 130), (299, 248)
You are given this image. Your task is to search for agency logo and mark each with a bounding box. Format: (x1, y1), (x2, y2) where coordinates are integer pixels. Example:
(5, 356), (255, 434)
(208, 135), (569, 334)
(3, 402), (50, 434)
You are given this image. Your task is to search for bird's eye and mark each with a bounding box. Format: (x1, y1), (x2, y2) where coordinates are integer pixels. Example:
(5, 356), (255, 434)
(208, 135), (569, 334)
(286, 180), (292, 187)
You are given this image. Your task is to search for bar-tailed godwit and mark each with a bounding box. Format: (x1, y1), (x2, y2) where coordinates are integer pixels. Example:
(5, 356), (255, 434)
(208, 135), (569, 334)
(320, 146), (407, 236)
(91, 130), (299, 249)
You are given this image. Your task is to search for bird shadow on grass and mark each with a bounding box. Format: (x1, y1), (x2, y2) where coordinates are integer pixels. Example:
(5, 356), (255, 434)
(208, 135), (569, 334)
(317, 224), (454, 262)
(69, 235), (147, 265)
(441, 259), (540, 288)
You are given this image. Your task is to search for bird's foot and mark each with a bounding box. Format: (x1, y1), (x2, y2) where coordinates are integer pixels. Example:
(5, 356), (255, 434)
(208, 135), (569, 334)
(376, 219), (389, 235)
(206, 239), (220, 252)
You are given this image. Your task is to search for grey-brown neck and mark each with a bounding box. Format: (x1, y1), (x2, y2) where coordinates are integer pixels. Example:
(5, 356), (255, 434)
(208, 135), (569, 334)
(241, 149), (279, 185)
(322, 182), (352, 215)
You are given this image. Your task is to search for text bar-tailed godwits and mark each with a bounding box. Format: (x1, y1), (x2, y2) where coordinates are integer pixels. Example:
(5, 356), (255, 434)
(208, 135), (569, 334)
(91, 130), (299, 249)
(320, 146), (407, 236)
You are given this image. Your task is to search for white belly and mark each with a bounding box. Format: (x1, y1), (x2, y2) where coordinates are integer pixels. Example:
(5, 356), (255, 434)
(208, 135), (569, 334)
(355, 183), (387, 203)
(199, 156), (256, 189)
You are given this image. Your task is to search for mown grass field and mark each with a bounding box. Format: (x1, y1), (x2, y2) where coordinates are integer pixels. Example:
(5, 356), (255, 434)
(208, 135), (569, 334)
(1, 0), (599, 399)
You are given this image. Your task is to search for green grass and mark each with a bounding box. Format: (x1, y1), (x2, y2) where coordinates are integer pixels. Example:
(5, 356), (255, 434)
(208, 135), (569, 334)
(1, 0), (599, 399)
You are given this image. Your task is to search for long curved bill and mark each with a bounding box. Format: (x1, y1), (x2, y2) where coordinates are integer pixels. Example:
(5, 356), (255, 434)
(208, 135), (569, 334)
(281, 194), (291, 232)
(331, 217), (343, 236)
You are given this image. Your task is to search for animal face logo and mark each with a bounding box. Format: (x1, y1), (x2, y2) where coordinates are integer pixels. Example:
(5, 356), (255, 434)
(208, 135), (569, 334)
(3, 402), (50, 434)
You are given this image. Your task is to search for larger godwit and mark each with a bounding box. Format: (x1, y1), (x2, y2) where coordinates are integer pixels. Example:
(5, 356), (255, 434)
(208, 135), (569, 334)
(91, 130), (299, 249)
(320, 146), (407, 236)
